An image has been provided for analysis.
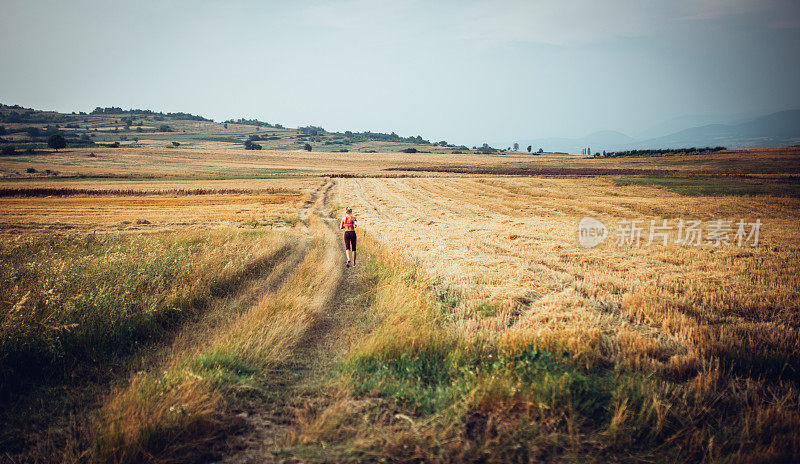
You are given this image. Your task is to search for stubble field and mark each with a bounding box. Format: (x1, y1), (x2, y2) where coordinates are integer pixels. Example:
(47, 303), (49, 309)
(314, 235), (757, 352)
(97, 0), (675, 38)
(1, 147), (799, 463)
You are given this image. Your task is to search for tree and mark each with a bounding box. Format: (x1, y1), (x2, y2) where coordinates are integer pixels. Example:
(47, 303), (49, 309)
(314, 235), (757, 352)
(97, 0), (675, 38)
(1, 145), (15, 155)
(244, 140), (262, 150)
(0, 125), (6, 136)
(26, 127), (41, 138)
(158, 124), (173, 132)
(47, 134), (67, 151)
(172, 141), (180, 147)
(401, 147), (418, 153)
(303, 143), (312, 151)
(538, 148), (543, 153)
(527, 145), (532, 153)
(513, 143), (519, 151)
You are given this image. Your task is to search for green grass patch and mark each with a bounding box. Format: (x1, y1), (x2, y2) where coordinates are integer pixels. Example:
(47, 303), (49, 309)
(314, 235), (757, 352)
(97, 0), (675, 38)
(613, 176), (800, 197)
(475, 300), (498, 317)
(190, 350), (262, 392)
(344, 343), (611, 419)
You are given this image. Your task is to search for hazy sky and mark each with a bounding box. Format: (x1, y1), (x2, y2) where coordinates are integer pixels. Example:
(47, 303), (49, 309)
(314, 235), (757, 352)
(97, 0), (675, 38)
(1, 0), (799, 146)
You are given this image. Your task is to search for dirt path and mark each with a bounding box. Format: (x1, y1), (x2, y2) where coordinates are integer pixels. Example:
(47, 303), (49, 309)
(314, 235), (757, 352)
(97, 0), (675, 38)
(216, 178), (365, 463)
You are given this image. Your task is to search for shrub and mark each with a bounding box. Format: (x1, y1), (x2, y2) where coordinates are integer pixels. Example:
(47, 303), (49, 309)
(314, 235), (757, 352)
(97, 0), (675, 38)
(303, 143), (312, 151)
(25, 127), (41, 138)
(47, 134), (67, 151)
(26, 167), (37, 173)
(1, 145), (16, 155)
(401, 147), (418, 153)
(158, 124), (173, 132)
(298, 125), (325, 136)
(244, 140), (262, 150)
(172, 141), (180, 147)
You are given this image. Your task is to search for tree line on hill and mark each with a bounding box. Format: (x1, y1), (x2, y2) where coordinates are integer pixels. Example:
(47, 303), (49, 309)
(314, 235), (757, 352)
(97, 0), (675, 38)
(224, 118), (285, 129)
(0, 104), (71, 124)
(594, 146), (727, 157)
(90, 107), (212, 121)
(296, 125), (433, 145)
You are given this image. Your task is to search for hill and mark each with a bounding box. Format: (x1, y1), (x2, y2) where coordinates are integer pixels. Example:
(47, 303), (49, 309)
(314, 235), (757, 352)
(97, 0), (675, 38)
(632, 110), (800, 149)
(517, 130), (634, 154)
(517, 110), (800, 154)
(0, 103), (476, 155)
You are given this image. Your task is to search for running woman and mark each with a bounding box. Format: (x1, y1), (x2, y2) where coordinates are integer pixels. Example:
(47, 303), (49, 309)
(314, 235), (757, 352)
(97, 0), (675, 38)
(340, 207), (357, 267)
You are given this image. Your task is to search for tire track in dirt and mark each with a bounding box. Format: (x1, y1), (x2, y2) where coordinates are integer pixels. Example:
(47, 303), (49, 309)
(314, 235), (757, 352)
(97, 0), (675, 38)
(215, 179), (368, 463)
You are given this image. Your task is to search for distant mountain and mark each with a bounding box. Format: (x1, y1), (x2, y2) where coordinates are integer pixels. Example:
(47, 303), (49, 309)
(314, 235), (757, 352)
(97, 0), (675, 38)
(517, 130), (634, 154)
(629, 110), (800, 150)
(634, 112), (754, 139)
(517, 110), (800, 154)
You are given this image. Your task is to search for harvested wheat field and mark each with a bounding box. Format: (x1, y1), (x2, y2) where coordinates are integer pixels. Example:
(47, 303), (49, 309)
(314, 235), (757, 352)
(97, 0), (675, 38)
(4, 0), (800, 458)
(1, 147), (799, 463)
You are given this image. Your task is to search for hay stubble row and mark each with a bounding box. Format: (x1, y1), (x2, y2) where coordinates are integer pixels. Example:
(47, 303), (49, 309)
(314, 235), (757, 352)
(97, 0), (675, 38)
(339, 176), (800, 378)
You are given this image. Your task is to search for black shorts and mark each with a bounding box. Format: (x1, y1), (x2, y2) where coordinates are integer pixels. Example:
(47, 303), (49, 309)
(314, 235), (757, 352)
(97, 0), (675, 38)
(344, 230), (356, 251)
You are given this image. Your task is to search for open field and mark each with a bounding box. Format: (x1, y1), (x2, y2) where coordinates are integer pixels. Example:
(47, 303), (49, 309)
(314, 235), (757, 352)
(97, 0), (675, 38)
(0, 146), (799, 463)
(323, 175), (800, 461)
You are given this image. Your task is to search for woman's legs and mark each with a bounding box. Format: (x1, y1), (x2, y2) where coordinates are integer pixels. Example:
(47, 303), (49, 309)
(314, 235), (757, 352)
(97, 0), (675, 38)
(344, 231), (356, 265)
(350, 231), (357, 265)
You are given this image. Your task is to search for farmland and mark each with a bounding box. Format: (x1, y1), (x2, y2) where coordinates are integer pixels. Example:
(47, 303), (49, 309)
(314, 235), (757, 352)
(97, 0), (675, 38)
(1, 116), (799, 463)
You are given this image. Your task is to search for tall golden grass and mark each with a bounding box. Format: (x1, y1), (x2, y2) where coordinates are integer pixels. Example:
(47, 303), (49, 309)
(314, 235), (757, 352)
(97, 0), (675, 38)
(89, 187), (345, 462)
(0, 231), (292, 391)
(321, 175), (800, 462)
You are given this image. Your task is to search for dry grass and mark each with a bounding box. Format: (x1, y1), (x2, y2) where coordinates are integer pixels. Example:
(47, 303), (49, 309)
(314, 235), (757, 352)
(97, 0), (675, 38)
(89, 182), (346, 463)
(0, 230), (294, 388)
(0, 145), (539, 179)
(324, 175), (800, 462)
(0, 177), (321, 462)
(0, 178), (312, 234)
(2, 145), (800, 462)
